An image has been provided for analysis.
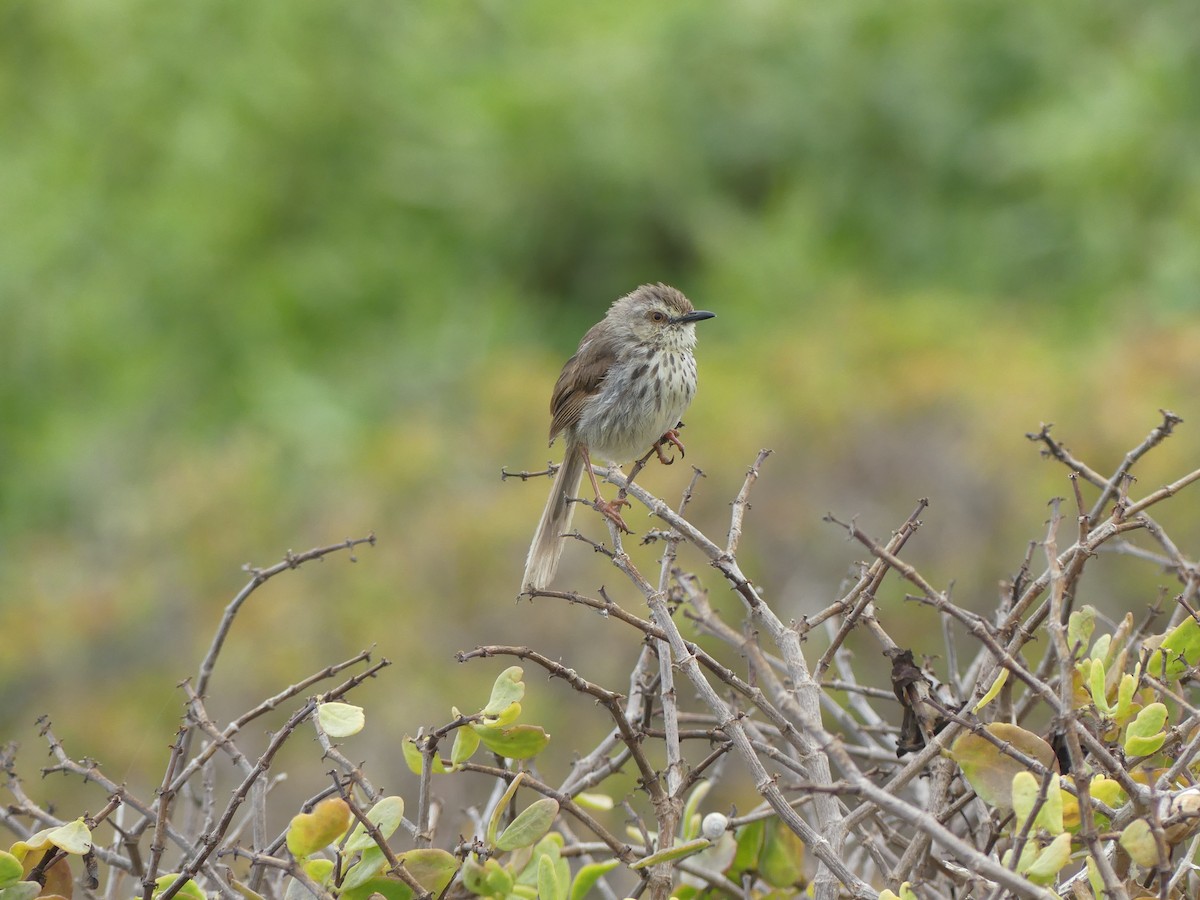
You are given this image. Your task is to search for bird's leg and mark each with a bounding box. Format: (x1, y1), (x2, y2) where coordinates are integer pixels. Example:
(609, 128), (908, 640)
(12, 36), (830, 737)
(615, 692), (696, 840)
(654, 422), (687, 465)
(579, 444), (631, 533)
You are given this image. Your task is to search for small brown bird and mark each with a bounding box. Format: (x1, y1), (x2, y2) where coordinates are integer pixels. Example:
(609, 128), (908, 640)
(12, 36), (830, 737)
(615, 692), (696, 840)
(522, 284), (715, 590)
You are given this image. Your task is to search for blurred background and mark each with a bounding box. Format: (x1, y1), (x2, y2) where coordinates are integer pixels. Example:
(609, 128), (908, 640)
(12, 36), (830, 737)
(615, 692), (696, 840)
(4, 0), (1200, 829)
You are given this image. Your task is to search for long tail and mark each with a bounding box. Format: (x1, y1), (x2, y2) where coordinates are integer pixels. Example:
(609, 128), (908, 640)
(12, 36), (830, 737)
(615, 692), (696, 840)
(522, 446), (585, 591)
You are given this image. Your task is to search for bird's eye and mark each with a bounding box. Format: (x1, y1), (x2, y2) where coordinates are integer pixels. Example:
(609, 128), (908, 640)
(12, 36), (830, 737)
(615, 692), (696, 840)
(650, 311), (666, 323)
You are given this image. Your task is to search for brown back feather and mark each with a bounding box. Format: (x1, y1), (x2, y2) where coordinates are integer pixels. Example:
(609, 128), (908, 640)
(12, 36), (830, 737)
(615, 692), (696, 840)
(548, 329), (618, 443)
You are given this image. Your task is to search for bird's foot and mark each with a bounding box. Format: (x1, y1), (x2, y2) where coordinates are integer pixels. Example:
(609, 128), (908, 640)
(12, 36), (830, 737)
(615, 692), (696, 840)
(594, 496), (632, 533)
(655, 428), (687, 465)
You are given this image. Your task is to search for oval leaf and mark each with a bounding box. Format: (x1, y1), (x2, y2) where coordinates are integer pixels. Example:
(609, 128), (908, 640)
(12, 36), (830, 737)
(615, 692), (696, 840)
(396, 848), (457, 894)
(947, 723), (1057, 810)
(345, 796), (406, 853)
(474, 724), (551, 760)
(287, 798), (351, 859)
(536, 853), (559, 900)
(1119, 819), (1160, 868)
(1024, 833), (1072, 884)
(495, 798), (560, 852)
(318, 702), (365, 737)
(450, 727), (480, 767)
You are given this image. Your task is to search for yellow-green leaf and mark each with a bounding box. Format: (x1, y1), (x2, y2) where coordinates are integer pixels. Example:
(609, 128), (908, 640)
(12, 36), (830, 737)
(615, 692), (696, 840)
(629, 838), (711, 869)
(1023, 833), (1072, 884)
(574, 792), (613, 811)
(401, 735), (446, 775)
(474, 723), (551, 760)
(947, 724), (1057, 810)
(569, 860), (620, 900)
(973, 668), (1008, 714)
(536, 853), (559, 900)
(342, 846), (388, 891)
(395, 848), (457, 894)
(450, 726), (480, 767)
(317, 702), (365, 737)
(338, 876), (413, 900)
(1011, 772), (1038, 832)
(1124, 702), (1168, 757)
(0, 852), (23, 889)
(46, 819), (91, 856)
(152, 875), (206, 900)
(302, 859), (335, 885)
(1119, 819), (1160, 868)
(1068, 607), (1096, 657)
(1, 883), (42, 900)
(483, 667), (526, 717)
(759, 819), (804, 888)
(495, 799), (559, 852)
(287, 798), (351, 859)
(344, 795), (405, 853)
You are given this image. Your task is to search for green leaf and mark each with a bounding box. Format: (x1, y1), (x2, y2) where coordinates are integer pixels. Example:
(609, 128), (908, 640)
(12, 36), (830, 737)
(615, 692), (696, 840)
(1114, 673), (1136, 724)
(1120, 819), (1160, 868)
(338, 876), (413, 900)
(342, 846), (388, 891)
(629, 838), (711, 869)
(0, 852), (23, 890)
(396, 848), (457, 894)
(1124, 702), (1168, 756)
(153, 875), (207, 900)
(302, 859), (334, 884)
(460, 857), (487, 895)
(947, 723), (1058, 810)
(401, 735), (447, 775)
(759, 819), (805, 888)
(317, 702), (365, 737)
(536, 853), (558, 900)
(286, 798), (351, 859)
(1067, 606), (1096, 657)
(483, 859), (514, 895)
(495, 799), (560, 852)
(573, 792), (613, 811)
(1023, 833), (1072, 885)
(487, 772), (526, 847)
(1010, 771), (1038, 833)
(1035, 778), (1064, 835)
(230, 878), (267, 900)
(0, 883), (41, 900)
(568, 860), (620, 900)
(972, 668), (1008, 714)
(1148, 617), (1200, 679)
(47, 819), (92, 855)
(1087, 658), (1111, 715)
(473, 723), (551, 760)
(1089, 633), (1111, 665)
(729, 819), (766, 876)
(680, 781), (712, 841)
(450, 726), (480, 768)
(345, 796), (406, 853)
(484, 666), (526, 717)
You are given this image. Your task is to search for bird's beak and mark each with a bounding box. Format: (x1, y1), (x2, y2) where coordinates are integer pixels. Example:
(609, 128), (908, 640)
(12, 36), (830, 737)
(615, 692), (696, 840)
(675, 310), (716, 324)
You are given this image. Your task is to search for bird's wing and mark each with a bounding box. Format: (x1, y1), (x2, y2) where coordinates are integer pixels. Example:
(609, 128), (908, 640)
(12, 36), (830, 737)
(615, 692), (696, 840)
(548, 335), (618, 443)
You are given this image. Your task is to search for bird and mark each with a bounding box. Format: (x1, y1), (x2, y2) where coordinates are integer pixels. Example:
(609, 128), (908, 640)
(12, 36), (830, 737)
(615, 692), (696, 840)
(521, 283), (715, 591)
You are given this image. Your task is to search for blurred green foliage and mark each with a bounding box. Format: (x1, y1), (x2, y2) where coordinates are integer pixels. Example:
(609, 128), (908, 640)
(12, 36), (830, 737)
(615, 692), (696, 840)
(3, 0), (1200, 811)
